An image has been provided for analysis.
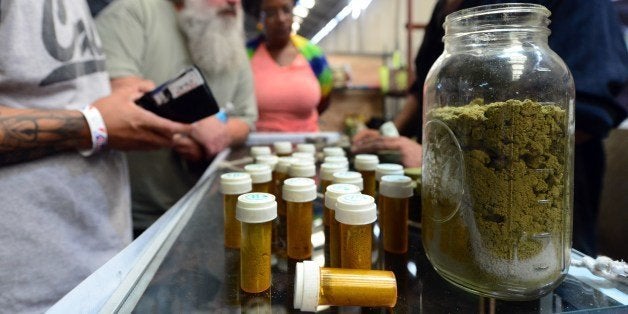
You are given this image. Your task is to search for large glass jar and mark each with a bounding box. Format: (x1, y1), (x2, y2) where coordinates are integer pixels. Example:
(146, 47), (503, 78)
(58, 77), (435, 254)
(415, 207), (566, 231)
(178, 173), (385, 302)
(421, 4), (574, 300)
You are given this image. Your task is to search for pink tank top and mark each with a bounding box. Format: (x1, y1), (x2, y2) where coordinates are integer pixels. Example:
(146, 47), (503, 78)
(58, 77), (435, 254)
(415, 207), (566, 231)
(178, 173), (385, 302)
(251, 44), (321, 132)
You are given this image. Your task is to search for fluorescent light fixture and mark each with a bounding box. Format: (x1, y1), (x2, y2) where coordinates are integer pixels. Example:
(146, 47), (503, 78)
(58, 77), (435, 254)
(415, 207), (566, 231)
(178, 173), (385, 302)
(311, 19), (337, 44)
(311, 0), (373, 44)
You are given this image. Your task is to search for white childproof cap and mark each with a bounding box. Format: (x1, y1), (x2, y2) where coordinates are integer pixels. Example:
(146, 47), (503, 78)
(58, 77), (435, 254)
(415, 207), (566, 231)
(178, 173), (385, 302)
(291, 152), (316, 163)
(255, 154), (279, 171)
(354, 154), (379, 171)
(323, 156), (349, 167)
(236, 192), (277, 223)
(379, 175), (414, 198)
(294, 260), (322, 312)
(375, 163), (404, 181)
(244, 163), (272, 184)
(288, 160), (316, 178)
(319, 162), (349, 181)
(296, 143), (316, 154)
(273, 141), (293, 155)
(250, 145), (271, 157)
(335, 193), (377, 225)
(325, 184), (361, 210)
(332, 171), (364, 191)
(276, 157), (298, 174)
(282, 178), (317, 202)
(323, 146), (346, 157)
(220, 172), (252, 195)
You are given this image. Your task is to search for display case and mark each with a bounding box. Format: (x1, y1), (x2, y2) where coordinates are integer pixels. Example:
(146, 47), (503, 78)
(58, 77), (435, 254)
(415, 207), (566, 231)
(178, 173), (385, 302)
(51, 135), (628, 313)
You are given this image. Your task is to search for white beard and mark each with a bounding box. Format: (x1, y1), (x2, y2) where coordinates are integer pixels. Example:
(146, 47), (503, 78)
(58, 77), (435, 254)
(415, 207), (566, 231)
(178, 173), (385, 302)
(176, 0), (246, 76)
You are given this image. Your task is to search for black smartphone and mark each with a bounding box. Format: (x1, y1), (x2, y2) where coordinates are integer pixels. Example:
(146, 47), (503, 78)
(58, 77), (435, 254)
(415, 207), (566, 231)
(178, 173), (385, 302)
(135, 66), (219, 123)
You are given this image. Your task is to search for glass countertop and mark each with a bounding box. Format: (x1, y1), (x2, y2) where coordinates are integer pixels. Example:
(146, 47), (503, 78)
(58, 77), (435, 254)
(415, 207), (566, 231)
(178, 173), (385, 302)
(52, 139), (628, 313)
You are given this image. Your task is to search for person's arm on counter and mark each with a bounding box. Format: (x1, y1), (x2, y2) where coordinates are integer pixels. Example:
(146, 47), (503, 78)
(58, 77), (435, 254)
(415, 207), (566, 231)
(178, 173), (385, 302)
(352, 135), (423, 167)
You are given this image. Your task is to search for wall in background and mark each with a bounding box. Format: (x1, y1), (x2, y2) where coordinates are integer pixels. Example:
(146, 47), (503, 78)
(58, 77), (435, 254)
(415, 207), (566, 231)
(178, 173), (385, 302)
(317, 0), (438, 68)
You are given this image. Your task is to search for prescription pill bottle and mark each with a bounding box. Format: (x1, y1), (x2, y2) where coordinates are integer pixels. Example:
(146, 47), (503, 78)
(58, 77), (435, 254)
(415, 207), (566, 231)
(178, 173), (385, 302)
(273, 141), (293, 157)
(375, 163), (404, 233)
(336, 193), (377, 269)
(319, 162), (349, 224)
(294, 260), (397, 311)
(323, 146), (346, 157)
(244, 163), (273, 193)
(283, 177), (317, 260)
(255, 154), (279, 196)
(250, 146), (271, 158)
(324, 156), (349, 168)
(236, 192), (277, 293)
(354, 154), (379, 198)
(220, 172), (252, 248)
(325, 184), (361, 268)
(332, 171), (363, 192)
(379, 175), (414, 254)
(296, 143), (316, 155)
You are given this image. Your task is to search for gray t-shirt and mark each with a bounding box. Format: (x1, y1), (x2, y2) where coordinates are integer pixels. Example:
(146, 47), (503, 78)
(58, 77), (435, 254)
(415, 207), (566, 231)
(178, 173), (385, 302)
(0, 1), (131, 312)
(96, 0), (257, 229)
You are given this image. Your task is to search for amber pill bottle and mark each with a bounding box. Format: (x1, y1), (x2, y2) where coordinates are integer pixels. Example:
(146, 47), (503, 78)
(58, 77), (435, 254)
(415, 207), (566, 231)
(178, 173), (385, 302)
(255, 155), (279, 196)
(272, 157), (297, 256)
(374, 163), (404, 234)
(220, 172), (252, 249)
(380, 175), (414, 254)
(325, 184), (361, 268)
(319, 162), (349, 226)
(336, 193), (377, 269)
(354, 154), (379, 198)
(236, 192), (277, 293)
(283, 177), (317, 260)
(244, 163), (273, 194)
(294, 260), (397, 311)
(274, 157), (297, 215)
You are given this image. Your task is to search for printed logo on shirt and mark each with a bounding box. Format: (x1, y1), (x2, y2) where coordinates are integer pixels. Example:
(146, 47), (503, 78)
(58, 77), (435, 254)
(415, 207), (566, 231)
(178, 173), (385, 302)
(40, 0), (106, 86)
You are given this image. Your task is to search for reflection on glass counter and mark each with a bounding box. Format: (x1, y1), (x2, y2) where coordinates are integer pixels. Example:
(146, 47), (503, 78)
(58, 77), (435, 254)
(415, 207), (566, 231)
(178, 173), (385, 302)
(51, 141), (628, 313)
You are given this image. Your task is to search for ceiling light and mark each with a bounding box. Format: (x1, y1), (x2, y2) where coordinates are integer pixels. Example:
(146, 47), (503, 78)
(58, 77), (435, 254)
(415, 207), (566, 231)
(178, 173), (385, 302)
(311, 0), (373, 43)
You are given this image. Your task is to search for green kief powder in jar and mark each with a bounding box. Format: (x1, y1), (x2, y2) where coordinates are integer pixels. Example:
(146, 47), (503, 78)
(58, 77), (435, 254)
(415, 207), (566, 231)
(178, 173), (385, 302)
(424, 99), (569, 281)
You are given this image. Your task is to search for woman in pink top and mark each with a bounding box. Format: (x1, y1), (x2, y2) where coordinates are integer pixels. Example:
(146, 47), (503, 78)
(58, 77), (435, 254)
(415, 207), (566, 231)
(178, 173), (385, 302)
(245, 0), (333, 132)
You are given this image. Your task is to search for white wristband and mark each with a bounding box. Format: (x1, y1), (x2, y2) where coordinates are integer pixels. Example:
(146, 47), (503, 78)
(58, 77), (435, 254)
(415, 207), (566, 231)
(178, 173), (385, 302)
(79, 105), (108, 156)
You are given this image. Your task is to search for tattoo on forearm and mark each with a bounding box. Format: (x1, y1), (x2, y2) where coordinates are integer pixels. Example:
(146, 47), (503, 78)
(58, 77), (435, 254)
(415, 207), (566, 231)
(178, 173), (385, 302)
(0, 112), (86, 165)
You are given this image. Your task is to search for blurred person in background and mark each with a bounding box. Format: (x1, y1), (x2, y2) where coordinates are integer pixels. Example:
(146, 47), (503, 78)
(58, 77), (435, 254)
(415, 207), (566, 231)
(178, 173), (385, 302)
(352, 0), (628, 256)
(0, 1), (191, 311)
(96, 0), (258, 237)
(244, 0), (333, 132)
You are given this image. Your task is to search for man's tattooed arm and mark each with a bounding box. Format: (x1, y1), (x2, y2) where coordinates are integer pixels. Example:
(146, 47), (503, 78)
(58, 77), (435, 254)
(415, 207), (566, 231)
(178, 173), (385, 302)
(0, 106), (90, 166)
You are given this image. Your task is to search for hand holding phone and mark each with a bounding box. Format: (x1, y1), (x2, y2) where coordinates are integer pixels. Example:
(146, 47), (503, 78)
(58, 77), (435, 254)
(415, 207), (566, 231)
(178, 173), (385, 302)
(135, 66), (219, 123)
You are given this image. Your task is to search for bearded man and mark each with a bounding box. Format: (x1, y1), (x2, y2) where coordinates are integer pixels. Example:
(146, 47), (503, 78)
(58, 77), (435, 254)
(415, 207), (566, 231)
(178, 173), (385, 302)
(96, 0), (257, 236)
